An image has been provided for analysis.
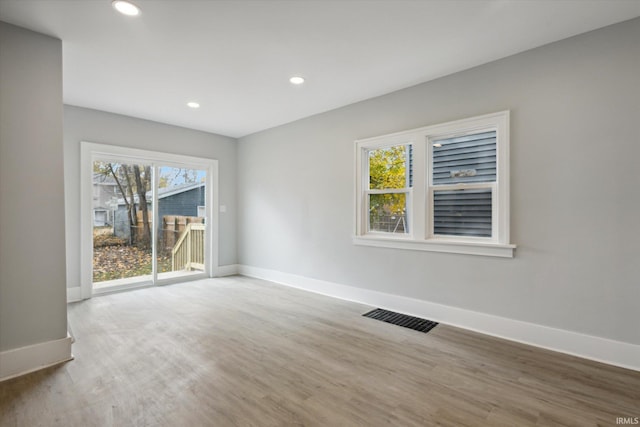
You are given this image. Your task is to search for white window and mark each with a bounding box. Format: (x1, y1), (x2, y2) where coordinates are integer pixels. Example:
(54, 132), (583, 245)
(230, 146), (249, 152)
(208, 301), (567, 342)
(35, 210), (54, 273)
(366, 143), (412, 235)
(355, 111), (515, 257)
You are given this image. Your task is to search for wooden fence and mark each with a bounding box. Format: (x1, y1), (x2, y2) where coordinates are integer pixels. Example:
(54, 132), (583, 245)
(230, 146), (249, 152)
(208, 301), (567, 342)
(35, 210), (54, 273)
(161, 215), (204, 250)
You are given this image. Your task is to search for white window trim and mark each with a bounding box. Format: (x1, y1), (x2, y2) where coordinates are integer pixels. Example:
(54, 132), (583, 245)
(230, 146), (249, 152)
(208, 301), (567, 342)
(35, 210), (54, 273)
(80, 142), (219, 299)
(354, 111), (515, 258)
(363, 142), (414, 238)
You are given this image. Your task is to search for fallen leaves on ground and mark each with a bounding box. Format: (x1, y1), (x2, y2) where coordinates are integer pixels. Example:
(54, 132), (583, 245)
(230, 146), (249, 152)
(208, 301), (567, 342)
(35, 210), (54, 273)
(93, 233), (127, 248)
(93, 245), (171, 282)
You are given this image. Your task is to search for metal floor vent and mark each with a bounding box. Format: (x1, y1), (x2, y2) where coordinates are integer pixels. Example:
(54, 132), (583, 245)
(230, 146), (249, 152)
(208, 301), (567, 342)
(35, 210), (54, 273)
(363, 308), (438, 333)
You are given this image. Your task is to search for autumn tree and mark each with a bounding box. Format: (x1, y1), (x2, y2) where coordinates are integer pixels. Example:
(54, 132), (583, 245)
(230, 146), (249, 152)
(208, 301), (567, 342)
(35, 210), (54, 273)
(368, 145), (409, 231)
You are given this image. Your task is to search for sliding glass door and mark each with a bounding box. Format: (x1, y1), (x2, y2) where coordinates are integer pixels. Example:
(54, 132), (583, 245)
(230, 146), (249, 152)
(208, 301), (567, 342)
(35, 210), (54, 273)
(92, 160), (154, 290)
(81, 142), (217, 298)
(156, 166), (207, 281)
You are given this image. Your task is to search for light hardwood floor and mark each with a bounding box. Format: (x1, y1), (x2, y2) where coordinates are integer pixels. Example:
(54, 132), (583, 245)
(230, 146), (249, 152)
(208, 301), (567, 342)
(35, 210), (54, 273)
(1, 276), (638, 426)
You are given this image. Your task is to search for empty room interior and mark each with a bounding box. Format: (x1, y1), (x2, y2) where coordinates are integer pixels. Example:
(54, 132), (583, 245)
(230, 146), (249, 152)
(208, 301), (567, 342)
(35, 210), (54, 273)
(1, 0), (639, 425)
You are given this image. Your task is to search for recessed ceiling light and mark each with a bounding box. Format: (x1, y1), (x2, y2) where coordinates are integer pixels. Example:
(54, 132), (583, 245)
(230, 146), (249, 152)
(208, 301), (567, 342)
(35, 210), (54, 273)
(187, 102), (200, 109)
(112, 0), (141, 16)
(289, 76), (305, 85)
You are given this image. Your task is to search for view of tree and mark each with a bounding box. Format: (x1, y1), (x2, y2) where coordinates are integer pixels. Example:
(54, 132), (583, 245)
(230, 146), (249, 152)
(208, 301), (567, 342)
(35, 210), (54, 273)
(368, 145), (409, 232)
(94, 161), (151, 248)
(133, 164), (151, 247)
(369, 145), (407, 190)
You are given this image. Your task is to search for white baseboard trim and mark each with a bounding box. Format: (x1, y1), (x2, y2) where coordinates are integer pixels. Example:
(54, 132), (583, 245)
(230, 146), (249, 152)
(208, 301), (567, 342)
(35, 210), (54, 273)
(0, 334), (74, 382)
(217, 264), (239, 277)
(67, 286), (82, 303)
(238, 265), (640, 372)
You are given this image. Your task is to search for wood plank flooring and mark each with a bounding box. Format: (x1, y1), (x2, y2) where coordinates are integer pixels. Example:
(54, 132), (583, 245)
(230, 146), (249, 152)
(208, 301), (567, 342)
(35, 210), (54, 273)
(1, 276), (638, 426)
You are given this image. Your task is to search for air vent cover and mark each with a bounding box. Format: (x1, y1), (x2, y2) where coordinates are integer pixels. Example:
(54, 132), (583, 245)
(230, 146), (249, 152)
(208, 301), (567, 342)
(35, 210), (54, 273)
(363, 308), (438, 333)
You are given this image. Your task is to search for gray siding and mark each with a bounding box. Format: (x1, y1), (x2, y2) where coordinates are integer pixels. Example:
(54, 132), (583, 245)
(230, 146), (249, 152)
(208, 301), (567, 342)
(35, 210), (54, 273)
(432, 131), (496, 185)
(158, 187), (205, 221)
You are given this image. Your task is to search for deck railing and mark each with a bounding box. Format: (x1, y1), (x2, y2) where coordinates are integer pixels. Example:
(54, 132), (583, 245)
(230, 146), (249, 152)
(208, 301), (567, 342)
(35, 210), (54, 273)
(171, 222), (205, 271)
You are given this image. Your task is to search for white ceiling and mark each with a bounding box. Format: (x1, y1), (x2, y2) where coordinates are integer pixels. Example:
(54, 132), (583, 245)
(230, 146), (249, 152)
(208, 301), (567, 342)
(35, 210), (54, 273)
(1, 0), (639, 138)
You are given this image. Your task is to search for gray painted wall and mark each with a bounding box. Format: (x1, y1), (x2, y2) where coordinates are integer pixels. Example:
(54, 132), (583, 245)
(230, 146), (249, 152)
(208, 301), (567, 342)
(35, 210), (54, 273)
(0, 22), (67, 351)
(238, 18), (640, 345)
(64, 106), (238, 291)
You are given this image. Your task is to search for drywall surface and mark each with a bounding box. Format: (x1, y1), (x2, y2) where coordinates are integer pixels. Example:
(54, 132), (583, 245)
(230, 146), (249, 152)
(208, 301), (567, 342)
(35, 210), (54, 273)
(63, 106), (237, 291)
(0, 22), (67, 351)
(238, 18), (640, 344)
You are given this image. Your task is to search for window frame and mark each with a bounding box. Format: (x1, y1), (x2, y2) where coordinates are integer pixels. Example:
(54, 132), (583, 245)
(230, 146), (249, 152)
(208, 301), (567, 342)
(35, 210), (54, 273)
(364, 141), (413, 237)
(354, 111), (515, 258)
(80, 142), (219, 299)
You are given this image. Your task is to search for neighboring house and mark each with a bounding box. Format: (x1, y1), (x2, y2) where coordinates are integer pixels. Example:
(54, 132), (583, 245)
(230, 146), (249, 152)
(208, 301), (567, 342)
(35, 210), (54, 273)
(92, 173), (120, 227)
(114, 181), (205, 240)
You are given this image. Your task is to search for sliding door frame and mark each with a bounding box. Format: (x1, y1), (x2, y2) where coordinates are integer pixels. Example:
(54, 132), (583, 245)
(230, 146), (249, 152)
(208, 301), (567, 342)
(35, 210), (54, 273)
(80, 141), (219, 299)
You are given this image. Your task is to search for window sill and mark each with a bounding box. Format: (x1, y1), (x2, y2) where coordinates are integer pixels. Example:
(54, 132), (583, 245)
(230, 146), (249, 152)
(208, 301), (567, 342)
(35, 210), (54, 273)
(352, 236), (516, 258)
